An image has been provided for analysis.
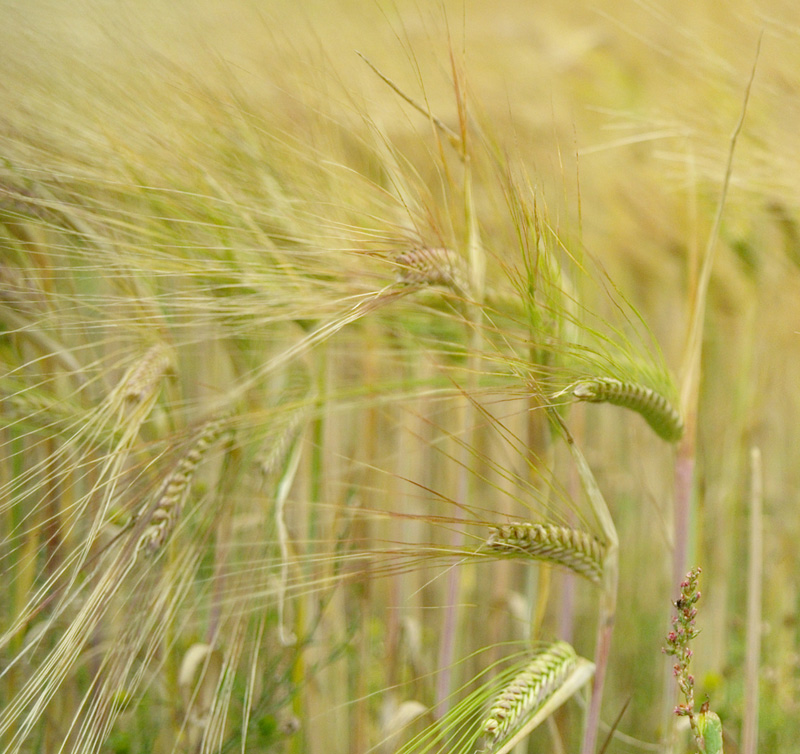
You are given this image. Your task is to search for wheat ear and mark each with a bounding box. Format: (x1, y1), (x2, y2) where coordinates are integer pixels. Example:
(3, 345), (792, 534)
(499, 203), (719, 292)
(136, 414), (231, 555)
(483, 641), (578, 743)
(571, 377), (685, 443)
(487, 523), (606, 584)
(394, 247), (471, 297)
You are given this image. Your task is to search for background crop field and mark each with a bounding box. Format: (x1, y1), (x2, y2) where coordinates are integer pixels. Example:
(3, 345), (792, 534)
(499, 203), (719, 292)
(1, 1), (799, 753)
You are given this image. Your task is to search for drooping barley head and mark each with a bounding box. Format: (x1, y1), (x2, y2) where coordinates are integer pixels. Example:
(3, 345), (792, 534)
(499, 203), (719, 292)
(118, 343), (174, 405)
(136, 413), (232, 555)
(570, 377), (684, 443)
(394, 247), (471, 297)
(486, 522), (606, 583)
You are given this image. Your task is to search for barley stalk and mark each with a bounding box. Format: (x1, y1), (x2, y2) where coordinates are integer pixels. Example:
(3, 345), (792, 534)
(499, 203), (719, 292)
(486, 522), (606, 584)
(482, 641), (578, 743)
(136, 414), (231, 555)
(571, 377), (685, 443)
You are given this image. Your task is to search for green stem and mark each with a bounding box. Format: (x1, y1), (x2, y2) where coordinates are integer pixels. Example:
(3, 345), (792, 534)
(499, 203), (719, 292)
(549, 409), (618, 754)
(436, 149), (484, 717)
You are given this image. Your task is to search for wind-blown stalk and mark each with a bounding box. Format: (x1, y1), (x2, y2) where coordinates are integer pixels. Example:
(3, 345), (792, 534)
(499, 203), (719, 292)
(0, 553), (139, 752)
(0, 404), (231, 753)
(434, 50), (485, 717)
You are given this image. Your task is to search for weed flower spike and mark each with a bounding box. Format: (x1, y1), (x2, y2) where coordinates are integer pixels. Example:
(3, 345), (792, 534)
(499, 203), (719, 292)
(663, 567), (724, 753)
(482, 641), (578, 744)
(486, 522), (606, 583)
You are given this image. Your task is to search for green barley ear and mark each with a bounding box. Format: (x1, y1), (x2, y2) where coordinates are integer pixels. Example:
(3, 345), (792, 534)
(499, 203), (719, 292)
(486, 523), (605, 584)
(570, 377), (685, 443)
(392, 646), (593, 754)
(482, 641), (578, 745)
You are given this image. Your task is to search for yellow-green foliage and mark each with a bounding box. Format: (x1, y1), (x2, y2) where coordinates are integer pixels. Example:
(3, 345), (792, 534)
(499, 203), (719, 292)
(1, 2), (799, 753)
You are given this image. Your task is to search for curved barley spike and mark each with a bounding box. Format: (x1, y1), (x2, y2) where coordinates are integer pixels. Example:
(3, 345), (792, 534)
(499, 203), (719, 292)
(118, 343), (174, 404)
(571, 377), (684, 443)
(136, 413), (232, 556)
(258, 363), (313, 479)
(486, 523), (605, 583)
(394, 247), (471, 297)
(483, 641), (578, 743)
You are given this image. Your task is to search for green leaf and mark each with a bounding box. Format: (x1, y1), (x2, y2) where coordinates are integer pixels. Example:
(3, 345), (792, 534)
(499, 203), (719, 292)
(697, 711), (724, 754)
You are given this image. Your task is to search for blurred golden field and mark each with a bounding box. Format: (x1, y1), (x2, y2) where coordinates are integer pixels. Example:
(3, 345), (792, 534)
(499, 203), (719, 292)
(1, 1), (799, 752)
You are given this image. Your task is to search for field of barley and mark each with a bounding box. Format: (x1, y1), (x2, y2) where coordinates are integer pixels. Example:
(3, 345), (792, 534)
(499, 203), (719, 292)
(2, 1), (799, 752)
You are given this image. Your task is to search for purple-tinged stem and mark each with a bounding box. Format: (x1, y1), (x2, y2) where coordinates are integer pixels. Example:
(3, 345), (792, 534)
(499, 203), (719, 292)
(581, 550), (618, 754)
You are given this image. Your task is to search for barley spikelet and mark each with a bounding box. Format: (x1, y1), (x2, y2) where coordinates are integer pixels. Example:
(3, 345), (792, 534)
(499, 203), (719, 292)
(259, 364), (312, 478)
(487, 523), (605, 583)
(0, 262), (46, 313)
(118, 343), (174, 404)
(258, 407), (309, 479)
(0, 180), (51, 220)
(572, 377), (684, 443)
(2, 376), (83, 432)
(394, 247), (471, 296)
(136, 414), (231, 555)
(483, 641), (577, 742)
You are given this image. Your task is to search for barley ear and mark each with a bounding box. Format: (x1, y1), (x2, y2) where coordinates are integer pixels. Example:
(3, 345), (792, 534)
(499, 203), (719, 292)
(136, 414), (231, 555)
(118, 343), (174, 405)
(571, 377), (684, 443)
(482, 641), (578, 745)
(486, 523), (606, 583)
(394, 247), (471, 297)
